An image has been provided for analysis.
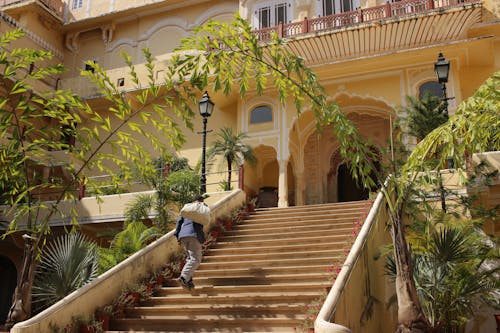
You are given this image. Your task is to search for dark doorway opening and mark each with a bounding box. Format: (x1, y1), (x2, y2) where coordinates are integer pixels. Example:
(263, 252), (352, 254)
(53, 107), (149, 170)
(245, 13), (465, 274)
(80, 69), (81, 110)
(337, 164), (369, 202)
(0, 256), (17, 324)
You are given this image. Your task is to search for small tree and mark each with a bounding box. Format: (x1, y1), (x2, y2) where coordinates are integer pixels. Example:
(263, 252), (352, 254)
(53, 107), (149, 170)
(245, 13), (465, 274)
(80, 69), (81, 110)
(31, 233), (98, 313)
(207, 127), (256, 190)
(404, 93), (448, 141)
(403, 92), (451, 212)
(0, 29), (197, 325)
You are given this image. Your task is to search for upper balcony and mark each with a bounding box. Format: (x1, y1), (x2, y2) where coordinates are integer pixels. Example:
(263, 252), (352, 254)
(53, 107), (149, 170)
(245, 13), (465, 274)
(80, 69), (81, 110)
(254, 0), (481, 42)
(0, 0), (65, 21)
(250, 0), (482, 65)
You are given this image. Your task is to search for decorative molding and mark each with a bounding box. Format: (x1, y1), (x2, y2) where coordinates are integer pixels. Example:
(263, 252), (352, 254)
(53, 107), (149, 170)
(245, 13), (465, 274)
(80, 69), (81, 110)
(107, 38), (139, 52)
(139, 17), (189, 41)
(191, 3), (238, 28)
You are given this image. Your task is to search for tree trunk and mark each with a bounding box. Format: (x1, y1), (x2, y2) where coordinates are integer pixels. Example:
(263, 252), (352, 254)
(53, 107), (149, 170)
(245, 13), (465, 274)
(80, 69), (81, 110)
(437, 172), (447, 212)
(5, 237), (37, 329)
(392, 208), (431, 333)
(226, 157), (232, 190)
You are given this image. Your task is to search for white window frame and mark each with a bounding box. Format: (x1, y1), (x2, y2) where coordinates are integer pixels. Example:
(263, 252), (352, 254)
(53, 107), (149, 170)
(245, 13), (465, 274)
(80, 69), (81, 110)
(253, 1), (292, 29)
(72, 0), (83, 10)
(321, 0), (360, 16)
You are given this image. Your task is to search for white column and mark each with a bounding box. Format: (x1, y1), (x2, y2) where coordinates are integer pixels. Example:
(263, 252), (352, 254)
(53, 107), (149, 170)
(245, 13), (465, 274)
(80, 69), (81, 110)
(277, 159), (288, 207)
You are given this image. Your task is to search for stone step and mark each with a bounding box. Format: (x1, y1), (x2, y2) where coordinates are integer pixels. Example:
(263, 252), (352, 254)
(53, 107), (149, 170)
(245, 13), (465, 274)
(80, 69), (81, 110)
(109, 317), (304, 332)
(245, 210), (364, 224)
(227, 218), (357, 233)
(213, 233), (351, 248)
(216, 227), (354, 243)
(106, 331), (294, 333)
(155, 282), (332, 296)
(143, 293), (320, 306)
(162, 272), (334, 287)
(195, 264), (334, 278)
(198, 255), (343, 270)
(203, 247), (344, 263)
(253, 201), (369, 214)
(223, 220), (357, 237)
(206, 241), (346, 256)
(125, 304), (307, 317)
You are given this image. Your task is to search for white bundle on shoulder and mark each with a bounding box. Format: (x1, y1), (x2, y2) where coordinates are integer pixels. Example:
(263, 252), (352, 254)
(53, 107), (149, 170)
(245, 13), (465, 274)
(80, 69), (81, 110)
(180, 201), (211, 225)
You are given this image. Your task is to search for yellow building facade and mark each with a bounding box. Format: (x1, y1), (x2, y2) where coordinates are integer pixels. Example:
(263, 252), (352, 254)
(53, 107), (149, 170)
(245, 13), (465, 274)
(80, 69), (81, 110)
(0, 0), (499, 328)
(57, 0), (500, 208)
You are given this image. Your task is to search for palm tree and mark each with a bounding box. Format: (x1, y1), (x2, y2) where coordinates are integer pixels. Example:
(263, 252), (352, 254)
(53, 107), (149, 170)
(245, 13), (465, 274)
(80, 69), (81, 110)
(32, 233), (98, 313)
(97, 221), (162, 273)
(207, 127), (256, 190)
(386, 214), (499, 333)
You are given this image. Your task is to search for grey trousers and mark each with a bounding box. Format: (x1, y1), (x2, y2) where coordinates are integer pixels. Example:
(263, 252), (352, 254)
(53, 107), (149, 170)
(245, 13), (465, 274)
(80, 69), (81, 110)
(180, 236), (202, 281)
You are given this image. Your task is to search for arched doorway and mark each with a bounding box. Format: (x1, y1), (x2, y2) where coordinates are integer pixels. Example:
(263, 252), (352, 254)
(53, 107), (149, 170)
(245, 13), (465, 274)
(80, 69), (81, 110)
(245, 145), (279, 208)
(0, 256), (17, 324)
(337, 163), (370, 202)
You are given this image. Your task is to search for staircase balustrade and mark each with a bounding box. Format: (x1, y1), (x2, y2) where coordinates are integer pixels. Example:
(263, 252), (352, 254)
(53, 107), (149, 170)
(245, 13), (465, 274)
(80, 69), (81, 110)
(315, 191), (393, 332)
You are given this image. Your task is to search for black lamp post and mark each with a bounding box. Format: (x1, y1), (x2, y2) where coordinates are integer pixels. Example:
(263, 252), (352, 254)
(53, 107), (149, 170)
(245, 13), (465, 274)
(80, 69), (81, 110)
(434, 52), (450, 117)
(434, 53), (452, 210)
(199, 91), (214, 194)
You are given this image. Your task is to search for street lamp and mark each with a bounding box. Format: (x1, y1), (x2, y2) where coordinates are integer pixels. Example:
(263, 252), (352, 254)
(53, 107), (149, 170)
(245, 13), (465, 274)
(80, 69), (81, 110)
(199, 91), (214, 194)
(434, 53), (453, 206)
(434, 52), (450, 116)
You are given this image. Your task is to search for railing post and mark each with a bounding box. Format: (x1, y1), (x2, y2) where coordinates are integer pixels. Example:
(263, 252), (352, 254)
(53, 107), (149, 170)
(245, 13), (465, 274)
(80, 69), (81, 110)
(358, 8), (364, 23)
(385, 1), (392, 18)
(278, 22), (283, 38)
(426, 0), (435, 10)
(78, 180), (86, 200)
(302, 17), (309, 33)
(238, 165), (244, 190)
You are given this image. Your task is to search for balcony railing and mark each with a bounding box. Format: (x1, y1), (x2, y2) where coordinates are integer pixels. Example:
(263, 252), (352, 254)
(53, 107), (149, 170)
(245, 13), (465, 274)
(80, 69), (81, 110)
(0, 0), (65, 20)
(253, 0), (480, 41)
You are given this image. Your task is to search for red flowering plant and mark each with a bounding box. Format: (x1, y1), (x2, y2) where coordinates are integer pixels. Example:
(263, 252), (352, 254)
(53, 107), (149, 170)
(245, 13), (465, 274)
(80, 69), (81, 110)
(299, 292), (327, 333)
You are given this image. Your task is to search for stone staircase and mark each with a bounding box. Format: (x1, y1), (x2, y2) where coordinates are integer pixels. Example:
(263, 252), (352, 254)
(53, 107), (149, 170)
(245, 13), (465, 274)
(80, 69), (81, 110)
(107, 200), (372, 333)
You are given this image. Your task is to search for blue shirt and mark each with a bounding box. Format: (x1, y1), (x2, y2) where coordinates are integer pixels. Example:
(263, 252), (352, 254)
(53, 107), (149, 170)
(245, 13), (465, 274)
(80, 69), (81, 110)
(174, 216), (205, 243)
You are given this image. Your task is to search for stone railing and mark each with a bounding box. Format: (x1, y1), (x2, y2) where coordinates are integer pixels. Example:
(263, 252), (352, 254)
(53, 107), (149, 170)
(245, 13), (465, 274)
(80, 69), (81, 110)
(315, 191), (395, 332)
(253, 0), (481, 41)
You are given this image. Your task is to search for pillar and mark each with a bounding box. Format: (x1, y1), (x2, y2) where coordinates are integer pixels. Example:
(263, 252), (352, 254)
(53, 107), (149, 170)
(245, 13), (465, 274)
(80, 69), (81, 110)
(277, 159), (288, 207)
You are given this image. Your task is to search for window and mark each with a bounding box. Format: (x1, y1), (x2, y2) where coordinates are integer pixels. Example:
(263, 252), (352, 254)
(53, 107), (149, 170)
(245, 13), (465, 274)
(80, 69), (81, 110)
(418, 81), (443, 100)
(72, 0), (83, 9)
(254, 2), (290, 29)
(250, 105), (273, 124)
(84, 60), (96, 73)
(322, 0), (359, 15)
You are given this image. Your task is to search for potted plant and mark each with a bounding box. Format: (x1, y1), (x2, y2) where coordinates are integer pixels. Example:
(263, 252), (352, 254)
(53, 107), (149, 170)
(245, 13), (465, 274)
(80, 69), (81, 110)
(246, 197), (257, 212)
(209, 224), (224, 239)
(95, 305), (113, 331)
(111, 292), (134, 318)
(73, 315), (101, 333)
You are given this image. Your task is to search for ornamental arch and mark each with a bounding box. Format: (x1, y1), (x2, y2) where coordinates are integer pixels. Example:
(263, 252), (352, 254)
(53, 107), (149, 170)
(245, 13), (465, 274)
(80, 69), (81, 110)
(290, 95), (393, 205)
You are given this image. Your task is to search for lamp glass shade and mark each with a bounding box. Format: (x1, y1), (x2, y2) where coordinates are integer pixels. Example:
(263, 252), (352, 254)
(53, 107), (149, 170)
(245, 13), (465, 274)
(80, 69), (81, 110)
(434, 53), (450, 84)
(199, 91), (214, 117)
